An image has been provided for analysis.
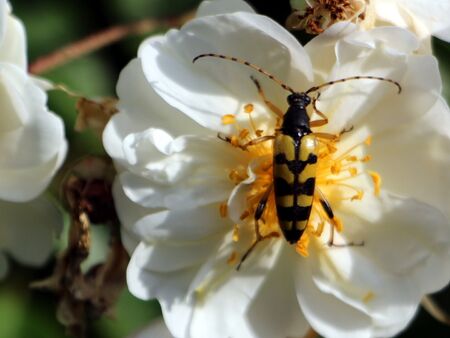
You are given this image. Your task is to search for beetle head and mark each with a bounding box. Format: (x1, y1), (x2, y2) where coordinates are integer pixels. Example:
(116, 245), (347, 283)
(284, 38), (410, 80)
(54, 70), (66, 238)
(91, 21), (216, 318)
(287, 92), (311, 107)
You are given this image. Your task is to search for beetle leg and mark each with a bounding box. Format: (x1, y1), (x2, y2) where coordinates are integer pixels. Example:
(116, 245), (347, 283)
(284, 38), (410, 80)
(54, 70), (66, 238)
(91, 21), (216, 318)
(237, 184), (279, 270)
(312, 132), (339, 141)
(310, 93), (329, 128)
(250, 76), (284, 118)
(313, 125), (354, 143)
(316, 188), (363, 247)
(240, 135), (276, 150)
(217, 133), (275, 151)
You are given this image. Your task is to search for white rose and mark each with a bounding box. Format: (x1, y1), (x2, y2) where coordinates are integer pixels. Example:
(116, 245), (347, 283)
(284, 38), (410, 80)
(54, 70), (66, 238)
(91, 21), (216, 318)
(105, 1), (450, 337)
(0, 0), (66, 275)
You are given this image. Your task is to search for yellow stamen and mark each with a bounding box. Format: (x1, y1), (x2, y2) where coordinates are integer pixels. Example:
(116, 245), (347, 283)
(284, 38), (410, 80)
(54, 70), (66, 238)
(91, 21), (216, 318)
(219, 202), (228, 218)
(361, 155), (372, 162)
(227, 251), (238, 265)
(230, 135), (239, 147)
(244, 103), (254, 113)
(296, 233), (310, 257)
(240, 210), (250, 220)
(255, 129), (264, 137)
(348, 167), (358, 177)
(239, 128), (250, 140)
(327, 143), (338, 153)
(351, 191), (364, 201)
(365, 136), (372, 146)
(228, 169), (246, 184)
(232, 224), (240, 242)
(368, 171), (382, 196)
(221, 114), (236, 125)
(331, 162), (342, 174)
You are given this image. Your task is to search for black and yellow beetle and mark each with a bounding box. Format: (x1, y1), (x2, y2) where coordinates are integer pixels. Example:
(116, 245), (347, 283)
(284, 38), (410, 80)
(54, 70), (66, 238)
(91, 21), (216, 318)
(193, 53), (401, 269)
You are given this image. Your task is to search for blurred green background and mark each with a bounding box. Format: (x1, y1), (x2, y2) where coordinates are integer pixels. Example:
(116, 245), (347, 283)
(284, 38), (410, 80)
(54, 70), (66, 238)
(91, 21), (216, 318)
(1, 0), (449, 337)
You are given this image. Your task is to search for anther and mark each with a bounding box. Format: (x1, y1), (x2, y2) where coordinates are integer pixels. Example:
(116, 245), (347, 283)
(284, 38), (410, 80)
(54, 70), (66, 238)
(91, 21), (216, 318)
(221, 114), (236, 125)
(219, 202), (228, 218)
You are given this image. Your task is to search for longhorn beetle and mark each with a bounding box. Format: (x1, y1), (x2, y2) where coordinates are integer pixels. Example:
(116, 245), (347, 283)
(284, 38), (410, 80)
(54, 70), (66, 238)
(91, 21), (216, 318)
(193, 53), (401, 270)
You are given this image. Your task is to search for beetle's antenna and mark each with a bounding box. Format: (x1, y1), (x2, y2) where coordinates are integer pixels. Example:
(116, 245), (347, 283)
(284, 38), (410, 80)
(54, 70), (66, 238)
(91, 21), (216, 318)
(305, 76), (402, 94)
(193, 53), (296, 94)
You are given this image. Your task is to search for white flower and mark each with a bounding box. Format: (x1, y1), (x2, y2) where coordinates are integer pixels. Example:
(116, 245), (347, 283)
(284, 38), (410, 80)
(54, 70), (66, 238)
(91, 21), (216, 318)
(289, 0), (450, 50)
(0, 0), (66, 275)
(104, 1), (450, 337)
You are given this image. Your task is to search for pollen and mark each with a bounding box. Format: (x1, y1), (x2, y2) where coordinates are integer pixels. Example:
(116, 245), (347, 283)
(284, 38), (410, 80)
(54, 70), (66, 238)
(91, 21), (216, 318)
(221, 114), (236, 125)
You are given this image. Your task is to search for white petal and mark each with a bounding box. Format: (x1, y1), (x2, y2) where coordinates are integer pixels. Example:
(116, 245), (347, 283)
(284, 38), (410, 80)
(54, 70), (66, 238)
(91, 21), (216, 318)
(0, 108), (66, 169)
(307, 193), (450, 335)
(127, 247), (196, 338)
(0, 2), (26, 68)
(187, 235), (283, 338)
(105, 59), (209, 165)
(245, 245), (309, 338)
(121, 172), (229, 210)
(119, 135), (246, 209)
(295, 258), (372, 338)
(370, 98), (450, 219)
(391, 0), (450, 41)
(196, 0), (254, 18)
(133, 204), (230, 243)
(131, 238), (220, 273)
(0, 196), (62, 266)
(127, 243), (198, 300)
(305, 22), (358, 79)
(139, 12), (312, 132)
(323, 48), (439, 137)
(0, 64), (67, 201)
(113, 180), (150, 253)
(0, 143), (66, 202)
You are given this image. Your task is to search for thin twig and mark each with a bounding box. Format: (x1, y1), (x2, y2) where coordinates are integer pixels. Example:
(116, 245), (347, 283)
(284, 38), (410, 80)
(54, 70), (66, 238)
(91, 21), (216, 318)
(29, 11), (194, 75)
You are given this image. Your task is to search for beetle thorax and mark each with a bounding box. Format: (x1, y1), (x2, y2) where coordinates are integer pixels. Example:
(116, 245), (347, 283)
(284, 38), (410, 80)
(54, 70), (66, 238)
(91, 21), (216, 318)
(282, 92), (312, 134)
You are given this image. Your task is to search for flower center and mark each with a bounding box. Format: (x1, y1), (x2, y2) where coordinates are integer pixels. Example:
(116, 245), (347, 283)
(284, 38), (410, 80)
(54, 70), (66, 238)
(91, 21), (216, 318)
(287, 0), (374, 34)
(220, 104), (380, 264)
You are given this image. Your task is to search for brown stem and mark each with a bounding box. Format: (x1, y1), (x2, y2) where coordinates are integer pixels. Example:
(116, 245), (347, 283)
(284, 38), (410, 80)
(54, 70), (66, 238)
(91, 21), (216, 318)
(29, 11), (194, 75)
